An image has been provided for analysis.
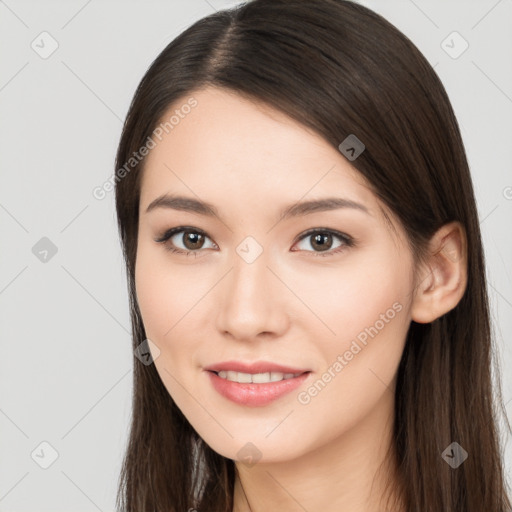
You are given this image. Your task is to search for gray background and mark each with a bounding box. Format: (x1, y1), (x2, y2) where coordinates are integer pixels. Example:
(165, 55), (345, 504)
(0, 0), (511, 510)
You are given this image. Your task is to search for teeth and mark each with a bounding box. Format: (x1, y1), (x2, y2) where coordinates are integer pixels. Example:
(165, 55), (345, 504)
(216, 371), (302, 383)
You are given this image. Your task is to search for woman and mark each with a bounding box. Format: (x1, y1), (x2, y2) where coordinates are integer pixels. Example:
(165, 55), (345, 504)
(113, 0), (511, 510)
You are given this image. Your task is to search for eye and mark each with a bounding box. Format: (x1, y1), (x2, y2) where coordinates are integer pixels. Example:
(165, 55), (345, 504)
(155, 226), (355, 258)
(291, 228), (354, 257)
(155, 226), (217, 256)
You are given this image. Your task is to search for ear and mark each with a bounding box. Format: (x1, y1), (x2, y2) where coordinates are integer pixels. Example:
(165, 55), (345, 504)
(410, 221), (468, 324)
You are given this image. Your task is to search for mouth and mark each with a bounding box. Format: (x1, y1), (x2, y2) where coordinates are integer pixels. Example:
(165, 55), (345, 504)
(210, 370), (306, 384)
(203, 361), (312, 406)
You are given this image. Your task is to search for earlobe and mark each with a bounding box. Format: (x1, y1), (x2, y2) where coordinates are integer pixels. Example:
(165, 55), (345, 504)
(410, 222), (467, 324)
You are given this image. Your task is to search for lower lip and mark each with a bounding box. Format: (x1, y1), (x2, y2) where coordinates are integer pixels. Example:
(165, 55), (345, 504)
(206, 370), (311, 407)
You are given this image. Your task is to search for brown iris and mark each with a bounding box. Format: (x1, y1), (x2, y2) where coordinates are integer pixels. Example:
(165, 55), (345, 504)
(182, 231), (205, 250)
(310, 233), (332, 252)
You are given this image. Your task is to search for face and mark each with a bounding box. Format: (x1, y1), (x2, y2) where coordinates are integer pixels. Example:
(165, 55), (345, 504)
(135, 86), (416, 464)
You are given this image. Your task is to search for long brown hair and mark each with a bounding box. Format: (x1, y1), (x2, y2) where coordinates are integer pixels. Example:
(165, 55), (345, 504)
(114, 1), (511, 510)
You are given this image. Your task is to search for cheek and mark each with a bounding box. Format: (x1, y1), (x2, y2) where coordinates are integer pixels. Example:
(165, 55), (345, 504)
(134, 247), (212, 362)
(134, 256), (194, 397)
(290, 248), (411, 346)
(309, 250), (410, 385)
(135, 264), (167, 339)
(135, 245), (185, 342)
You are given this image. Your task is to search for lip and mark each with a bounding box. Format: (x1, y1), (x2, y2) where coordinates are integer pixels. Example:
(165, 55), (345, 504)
(203, 360), (310, 374)
(206, 371), (311, 407)
(203, 360), (312, 407)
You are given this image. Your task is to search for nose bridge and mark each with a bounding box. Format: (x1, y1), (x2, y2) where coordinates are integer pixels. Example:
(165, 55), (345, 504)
(231, 246), (270, 302)
(215, 238), (288, 339)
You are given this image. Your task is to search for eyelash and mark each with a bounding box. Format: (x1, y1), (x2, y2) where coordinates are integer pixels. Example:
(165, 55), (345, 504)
(154, 226), (355, 258)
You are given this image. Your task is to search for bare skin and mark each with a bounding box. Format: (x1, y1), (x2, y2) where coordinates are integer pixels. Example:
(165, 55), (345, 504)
(134, 86), (467, 512)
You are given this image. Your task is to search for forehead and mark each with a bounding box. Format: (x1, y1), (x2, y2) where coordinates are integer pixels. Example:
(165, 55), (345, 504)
(140, 87), (375, 204)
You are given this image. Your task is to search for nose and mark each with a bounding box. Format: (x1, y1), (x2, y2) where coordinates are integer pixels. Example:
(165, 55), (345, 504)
(215, 249), (290, 342)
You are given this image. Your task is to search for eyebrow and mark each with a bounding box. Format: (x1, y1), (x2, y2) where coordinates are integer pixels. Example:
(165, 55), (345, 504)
(144, 194), (370, 221)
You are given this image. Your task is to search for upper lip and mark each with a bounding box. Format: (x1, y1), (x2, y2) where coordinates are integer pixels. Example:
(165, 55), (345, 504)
(203, 360), (311, 375)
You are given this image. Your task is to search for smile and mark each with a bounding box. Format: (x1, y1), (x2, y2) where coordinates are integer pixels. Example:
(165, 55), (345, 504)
(215, 370), (303, 383)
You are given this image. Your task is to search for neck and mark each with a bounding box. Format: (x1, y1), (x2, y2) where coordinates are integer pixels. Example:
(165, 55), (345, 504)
(232, 387), (404, 512)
